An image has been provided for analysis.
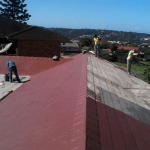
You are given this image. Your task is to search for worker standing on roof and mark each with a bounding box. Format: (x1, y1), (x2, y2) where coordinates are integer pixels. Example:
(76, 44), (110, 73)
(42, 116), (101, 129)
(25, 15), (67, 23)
(93, 34), (101, 57)
(98, 36), (102, 56)
(6, 61), (21, 83)
(127, 49), (135, 75)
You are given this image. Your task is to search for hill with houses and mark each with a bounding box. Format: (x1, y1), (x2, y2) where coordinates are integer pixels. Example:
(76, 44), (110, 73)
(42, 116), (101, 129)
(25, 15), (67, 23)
(45, 27), (150, 44)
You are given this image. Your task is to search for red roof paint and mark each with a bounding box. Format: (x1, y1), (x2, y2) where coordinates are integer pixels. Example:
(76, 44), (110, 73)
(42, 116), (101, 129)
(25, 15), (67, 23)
(87, 97), (150, 150)
(117, 46), (140, 51)
(104, 49), (112, 53)
(0, 56), (72, 75)
(71, 40), (79, 43)
(0, 54), (87, 150)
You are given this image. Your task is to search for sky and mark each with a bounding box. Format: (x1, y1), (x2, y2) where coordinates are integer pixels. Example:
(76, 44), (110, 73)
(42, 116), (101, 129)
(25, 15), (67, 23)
(25, 0), (150, 34)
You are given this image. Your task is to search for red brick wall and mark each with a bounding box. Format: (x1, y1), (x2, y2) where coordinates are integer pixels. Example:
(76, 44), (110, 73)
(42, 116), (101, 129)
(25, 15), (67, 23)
(18, 39), (61, 57)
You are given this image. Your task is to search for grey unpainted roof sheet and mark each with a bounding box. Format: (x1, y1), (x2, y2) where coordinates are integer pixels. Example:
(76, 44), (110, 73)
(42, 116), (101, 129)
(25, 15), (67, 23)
(0, 74), (30, 101)
(87, 54), (150, 125)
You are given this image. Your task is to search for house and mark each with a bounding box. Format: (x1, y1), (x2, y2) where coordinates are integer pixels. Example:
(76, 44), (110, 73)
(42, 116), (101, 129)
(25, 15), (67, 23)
(61, 43), (79, 52)
(100, 40), (110, 49)
(71, 40), (79, 44)
(0, 16), (71, 57)
(0, 53), (150, 149)
(117, 46), (140, 51)
(101, 48), (112, 54)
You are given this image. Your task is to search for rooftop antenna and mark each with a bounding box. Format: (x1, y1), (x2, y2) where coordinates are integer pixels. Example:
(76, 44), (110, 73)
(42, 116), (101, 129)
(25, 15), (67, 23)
(100, 25), (109, 37)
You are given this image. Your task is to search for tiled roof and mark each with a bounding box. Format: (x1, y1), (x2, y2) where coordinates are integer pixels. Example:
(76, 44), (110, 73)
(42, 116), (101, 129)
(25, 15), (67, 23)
(9, 26), (71, 42)
(0, 16), (30, 36)
(103, 49), (112, 53)
(0, 34), (5, 38)
(0, 56), (72, 75)
(61, 43), (79, 47)
(71, 40), (79, 43)
(0, 16), (71, 43)
(118, 46), (140, 50)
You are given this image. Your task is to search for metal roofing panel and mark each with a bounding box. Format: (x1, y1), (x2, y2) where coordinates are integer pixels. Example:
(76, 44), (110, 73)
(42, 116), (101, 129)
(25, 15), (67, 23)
(0, 56), (72, 75)
(87, 55), (150, 150)
(87, 54), (150, 149)
(0, 54), (87, 150)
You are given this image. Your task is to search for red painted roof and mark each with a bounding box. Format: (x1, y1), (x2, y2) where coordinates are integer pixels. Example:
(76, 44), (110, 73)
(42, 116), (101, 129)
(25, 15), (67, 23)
(87, 97), (150, 150)
(104, 49), (112, 53)
(118, 46), (140, 51)
(1, 53), (150, 150)
(87, 54), (150, 150)
(71, 40), (79, 43)
(0, 56), (72, 75)
(0, 54), (87, 150)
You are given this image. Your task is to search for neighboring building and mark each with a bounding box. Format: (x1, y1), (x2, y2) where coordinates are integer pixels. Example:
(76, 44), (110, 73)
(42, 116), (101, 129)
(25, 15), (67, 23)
(117, 46), (140, 51)
(71, 40), (79, 44)
(101, 49), (112, 54)
(0, 16), (71, 57)
(101, 41), (110, 49)
(61, 43), (79, 52)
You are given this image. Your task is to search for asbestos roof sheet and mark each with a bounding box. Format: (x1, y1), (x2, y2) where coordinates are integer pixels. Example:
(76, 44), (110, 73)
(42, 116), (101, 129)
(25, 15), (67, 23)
(87, 54), (150, 149)
(0, 74), (30, 101)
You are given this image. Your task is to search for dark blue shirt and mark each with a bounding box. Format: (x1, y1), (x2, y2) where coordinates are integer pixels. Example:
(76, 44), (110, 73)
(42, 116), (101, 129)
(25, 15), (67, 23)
(6, 61), (16, 69)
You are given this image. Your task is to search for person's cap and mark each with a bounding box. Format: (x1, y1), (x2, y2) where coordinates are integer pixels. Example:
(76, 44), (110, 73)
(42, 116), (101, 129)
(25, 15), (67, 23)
(94, 34), (97, 37)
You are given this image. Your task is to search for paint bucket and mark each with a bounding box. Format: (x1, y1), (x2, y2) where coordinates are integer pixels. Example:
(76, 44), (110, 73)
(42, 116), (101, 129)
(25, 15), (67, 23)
(5, 74), (9, 81)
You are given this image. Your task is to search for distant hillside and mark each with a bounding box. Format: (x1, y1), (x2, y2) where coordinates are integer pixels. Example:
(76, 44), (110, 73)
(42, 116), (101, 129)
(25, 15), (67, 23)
(45, 27), (150, 44)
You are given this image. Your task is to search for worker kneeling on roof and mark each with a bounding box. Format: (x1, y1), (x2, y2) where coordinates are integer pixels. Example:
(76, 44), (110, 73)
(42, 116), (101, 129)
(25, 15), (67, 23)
(6, 61), (21, 83)
(127, 49), (135, 75)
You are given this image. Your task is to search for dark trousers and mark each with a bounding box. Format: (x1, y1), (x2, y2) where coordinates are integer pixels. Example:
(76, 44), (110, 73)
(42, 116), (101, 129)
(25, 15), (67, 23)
(8, 66), (21, 82)
(94, 45), (100, 57)
(127, 59), (131, 73)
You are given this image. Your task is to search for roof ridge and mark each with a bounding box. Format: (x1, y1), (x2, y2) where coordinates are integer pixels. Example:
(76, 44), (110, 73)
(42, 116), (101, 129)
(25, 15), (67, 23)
(8, 26), (36, 38)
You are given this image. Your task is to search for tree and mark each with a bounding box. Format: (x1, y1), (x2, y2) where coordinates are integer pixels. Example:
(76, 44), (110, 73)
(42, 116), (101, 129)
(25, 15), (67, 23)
(110, 43), (118, 52)
(0, 0), (31, 24)
(101, 53), (111, 61)
(141, 49), (149, 58)
(79, 37), (93, 47)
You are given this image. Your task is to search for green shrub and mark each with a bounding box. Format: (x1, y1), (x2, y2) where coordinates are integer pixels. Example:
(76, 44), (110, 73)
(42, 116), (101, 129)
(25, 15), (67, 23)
(101, 53), (111, 61)
(144, 68), (150, 84)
